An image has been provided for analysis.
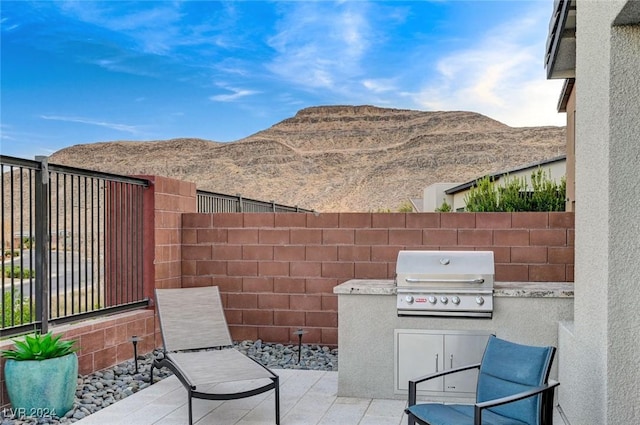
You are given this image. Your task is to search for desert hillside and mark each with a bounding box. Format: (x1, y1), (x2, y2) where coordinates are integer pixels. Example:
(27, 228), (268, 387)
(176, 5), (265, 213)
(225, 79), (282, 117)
(49, 105), (566, 212)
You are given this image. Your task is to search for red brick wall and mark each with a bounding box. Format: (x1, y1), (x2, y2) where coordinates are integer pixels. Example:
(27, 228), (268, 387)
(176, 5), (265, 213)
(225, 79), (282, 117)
(138, 175), (197, 348)
(139, 175), (197, 291)
(181, 211), (574, 346)
(0, 309), (155, 409)
(1, 175), (195, 409)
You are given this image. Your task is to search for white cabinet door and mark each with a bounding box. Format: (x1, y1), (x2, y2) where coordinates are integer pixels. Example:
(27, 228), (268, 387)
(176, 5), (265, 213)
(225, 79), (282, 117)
(443, 334), (491, 393)
(396, 332), (443, 392)
(395, 330), (492, 396)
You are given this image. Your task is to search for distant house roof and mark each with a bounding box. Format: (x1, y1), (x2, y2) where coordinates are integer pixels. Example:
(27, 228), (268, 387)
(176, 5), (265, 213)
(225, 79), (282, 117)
(444, 155), (567, 195)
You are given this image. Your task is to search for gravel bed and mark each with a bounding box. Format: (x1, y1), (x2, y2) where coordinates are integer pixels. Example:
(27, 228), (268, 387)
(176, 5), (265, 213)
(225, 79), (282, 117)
(0, 340), (338, 425)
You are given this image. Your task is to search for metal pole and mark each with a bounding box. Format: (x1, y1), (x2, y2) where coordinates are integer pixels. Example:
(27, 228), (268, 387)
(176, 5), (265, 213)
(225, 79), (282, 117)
(131, 335), (141, 373)
(35, 156), (50, 334)
(293, 329), (308, 364)
(236, 193), (243, 212)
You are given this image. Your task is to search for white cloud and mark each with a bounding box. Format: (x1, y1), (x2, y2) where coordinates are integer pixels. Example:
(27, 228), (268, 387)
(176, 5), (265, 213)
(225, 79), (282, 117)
(411, 5), (566, 127)
(362, 78), (397, 94)
(58, 1), (184, 55)
(40, 115), (141, 134)
(209, 86), (260, 102)
(266, 2), (371, 91)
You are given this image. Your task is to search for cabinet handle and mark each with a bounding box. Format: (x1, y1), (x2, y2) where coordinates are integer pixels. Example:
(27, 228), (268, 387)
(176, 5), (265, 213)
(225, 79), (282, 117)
(435, 353), (439, 372)
(450, 354), (454, 369)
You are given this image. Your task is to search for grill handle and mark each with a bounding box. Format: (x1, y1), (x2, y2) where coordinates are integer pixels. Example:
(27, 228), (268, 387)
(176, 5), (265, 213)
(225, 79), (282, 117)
(404, 277), (485, 284)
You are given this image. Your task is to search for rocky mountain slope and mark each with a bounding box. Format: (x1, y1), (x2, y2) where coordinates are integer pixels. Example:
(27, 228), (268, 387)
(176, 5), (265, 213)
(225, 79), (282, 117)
(49, 105), (566, 212)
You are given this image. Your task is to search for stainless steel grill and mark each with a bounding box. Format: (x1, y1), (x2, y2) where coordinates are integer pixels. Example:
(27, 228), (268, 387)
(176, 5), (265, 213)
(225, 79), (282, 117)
(395, 250), (495, 318)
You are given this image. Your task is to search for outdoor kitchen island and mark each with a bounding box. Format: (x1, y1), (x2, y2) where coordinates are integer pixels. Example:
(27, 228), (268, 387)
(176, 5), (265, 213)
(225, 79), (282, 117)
(334, 279), (574, 400)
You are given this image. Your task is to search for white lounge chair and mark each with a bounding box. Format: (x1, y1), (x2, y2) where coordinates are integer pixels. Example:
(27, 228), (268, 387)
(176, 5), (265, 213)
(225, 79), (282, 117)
(151, 286), (280, 424)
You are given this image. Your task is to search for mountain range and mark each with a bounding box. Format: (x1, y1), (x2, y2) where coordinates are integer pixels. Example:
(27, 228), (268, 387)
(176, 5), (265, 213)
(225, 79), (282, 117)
(49, 105), (566, 212)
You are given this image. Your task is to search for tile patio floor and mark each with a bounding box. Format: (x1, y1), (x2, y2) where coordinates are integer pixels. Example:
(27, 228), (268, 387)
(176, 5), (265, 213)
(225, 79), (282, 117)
(74, 369), (565, 425)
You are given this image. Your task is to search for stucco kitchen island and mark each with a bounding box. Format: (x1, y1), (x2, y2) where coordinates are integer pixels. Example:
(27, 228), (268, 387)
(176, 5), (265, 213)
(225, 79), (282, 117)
(334, 279), (574, 400)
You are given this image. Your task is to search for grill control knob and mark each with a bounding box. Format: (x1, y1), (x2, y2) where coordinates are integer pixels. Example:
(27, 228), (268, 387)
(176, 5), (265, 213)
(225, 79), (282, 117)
(428, 296), (437, 304)
(451, 296), (461, 305)
(475, 296), (485, 305)
(440, 296), (448, 304)
(405, 295), (414, 304)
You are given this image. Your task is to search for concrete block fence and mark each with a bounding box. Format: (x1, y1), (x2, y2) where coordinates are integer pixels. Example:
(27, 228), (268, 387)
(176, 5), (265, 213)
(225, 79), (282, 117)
(1, 174), (574, 409)
(181, 210), (574, 347)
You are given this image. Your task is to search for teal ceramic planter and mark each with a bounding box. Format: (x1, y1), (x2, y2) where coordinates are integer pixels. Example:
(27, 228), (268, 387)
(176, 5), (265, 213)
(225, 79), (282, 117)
(4, 352), (78, 418)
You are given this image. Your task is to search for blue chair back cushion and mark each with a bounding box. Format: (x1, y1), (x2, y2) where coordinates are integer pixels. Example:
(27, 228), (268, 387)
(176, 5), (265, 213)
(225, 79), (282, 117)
(476, 336), (554, 425)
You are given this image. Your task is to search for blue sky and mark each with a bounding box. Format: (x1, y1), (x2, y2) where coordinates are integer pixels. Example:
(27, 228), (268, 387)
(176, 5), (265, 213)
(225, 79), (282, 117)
(1, 1), (565, 160)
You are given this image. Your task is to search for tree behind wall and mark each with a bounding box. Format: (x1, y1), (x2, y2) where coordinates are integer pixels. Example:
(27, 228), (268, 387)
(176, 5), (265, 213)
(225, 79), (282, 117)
(464, 168), (566, 212)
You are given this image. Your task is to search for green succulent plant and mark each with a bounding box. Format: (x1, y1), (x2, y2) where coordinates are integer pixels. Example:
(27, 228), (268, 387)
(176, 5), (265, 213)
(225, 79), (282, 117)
(1, 331), (78, 361)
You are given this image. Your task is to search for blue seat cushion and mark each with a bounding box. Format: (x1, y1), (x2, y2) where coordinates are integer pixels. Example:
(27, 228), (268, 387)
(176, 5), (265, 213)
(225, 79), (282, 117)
(407, 403), (528, 425)
(476, 336), (554, 424)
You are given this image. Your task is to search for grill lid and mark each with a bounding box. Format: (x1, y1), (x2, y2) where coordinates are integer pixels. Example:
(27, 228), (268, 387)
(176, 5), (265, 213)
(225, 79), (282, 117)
(396, 250), (494, 278)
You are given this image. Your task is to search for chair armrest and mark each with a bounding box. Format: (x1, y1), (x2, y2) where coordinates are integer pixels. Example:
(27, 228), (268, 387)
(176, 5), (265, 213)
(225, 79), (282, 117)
(408, 363), (481, 406)
(410, 362), (481, 386)
(473, 380), (560, 425)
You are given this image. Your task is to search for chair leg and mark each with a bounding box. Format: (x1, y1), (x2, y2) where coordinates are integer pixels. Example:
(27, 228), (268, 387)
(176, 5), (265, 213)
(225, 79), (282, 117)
(541, 387), (556, 425)
(407, 381), (416, 425)
(188, 390), (193, 425)
(407, 412), (416, 425)
(275, 378), (280, 425)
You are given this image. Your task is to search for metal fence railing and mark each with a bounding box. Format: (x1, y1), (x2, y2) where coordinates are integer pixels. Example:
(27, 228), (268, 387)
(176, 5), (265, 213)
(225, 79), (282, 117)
(197, 190), (313, 213)
(1, 155), (150, 338)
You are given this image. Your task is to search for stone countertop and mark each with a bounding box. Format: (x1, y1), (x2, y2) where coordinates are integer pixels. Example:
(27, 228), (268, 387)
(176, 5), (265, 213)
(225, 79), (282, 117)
(333, 279), (574, 298)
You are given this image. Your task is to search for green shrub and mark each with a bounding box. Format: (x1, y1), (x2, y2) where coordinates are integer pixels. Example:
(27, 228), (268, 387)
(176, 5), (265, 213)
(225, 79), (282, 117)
(21, 237), (34, 249)
(530, 169), (566, 212)
(397, 201), (414, 212)
(2, 290), (33, 327)
(435, 201), (452, 212)
(4, 266), (35, 279)
(464, 167), (565, 212)
(4, 250), (20, 258)
(498, 176), (528, 212)
(464, 176), (500, 212)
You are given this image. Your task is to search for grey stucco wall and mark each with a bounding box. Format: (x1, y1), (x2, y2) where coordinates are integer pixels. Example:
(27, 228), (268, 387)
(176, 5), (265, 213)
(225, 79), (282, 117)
(570, 2), (612, 423)
(607, 22), (640, 424)
(570, 1), (640, 424)
(338, 293), (573, 400)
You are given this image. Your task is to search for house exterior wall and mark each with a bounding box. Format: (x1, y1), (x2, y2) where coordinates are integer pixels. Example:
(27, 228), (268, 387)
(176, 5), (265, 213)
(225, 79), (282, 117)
(451, 191), (468, 212)
(422, 182), (460, 212)
(564, 87), (576, 212)
(564, 1), (640, 424)
(505, 161), (565, 188)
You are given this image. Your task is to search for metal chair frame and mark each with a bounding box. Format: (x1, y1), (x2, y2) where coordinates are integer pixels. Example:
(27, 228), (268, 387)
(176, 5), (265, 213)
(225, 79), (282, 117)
(406, 339), (559, 425)
(150, 287), (280, 425)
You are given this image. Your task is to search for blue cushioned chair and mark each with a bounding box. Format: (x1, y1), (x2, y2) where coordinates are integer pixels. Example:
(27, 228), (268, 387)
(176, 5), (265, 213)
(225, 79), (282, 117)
(406, 336), (559, 425)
